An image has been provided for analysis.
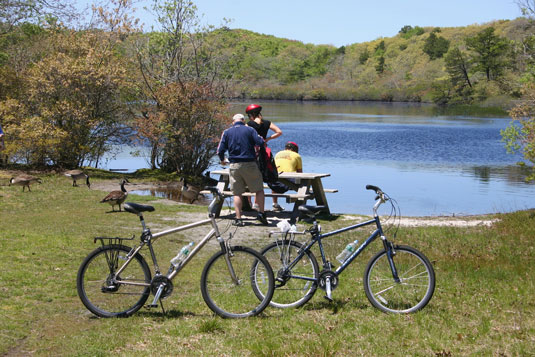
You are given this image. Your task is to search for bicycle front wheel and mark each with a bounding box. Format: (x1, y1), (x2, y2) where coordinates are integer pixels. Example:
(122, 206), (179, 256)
(253, 240), (319, 308)
(200, 246), (274, 318)
(364, 245), (435, 313)
(77, 245), (152, 318)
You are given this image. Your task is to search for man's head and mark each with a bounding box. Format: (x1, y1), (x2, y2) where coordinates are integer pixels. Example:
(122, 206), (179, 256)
(285, 141), (299, 153)
(233, 113), (245, 122)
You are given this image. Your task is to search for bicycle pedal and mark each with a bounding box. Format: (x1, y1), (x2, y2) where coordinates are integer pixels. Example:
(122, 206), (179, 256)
(146, 304), (158, 309)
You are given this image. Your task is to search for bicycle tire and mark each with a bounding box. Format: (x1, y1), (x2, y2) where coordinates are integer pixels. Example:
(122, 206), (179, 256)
(200, 246), (274, 318)
(363, 245), (435, 313)
(77, 245), (152, 318)
(253, 240), (319, 308)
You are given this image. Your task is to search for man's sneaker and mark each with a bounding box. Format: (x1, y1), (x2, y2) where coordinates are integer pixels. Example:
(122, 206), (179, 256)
(252, 204), (260, 211)
(272, 203), (283, 212)
(232, 219), (245, 227)
(257, 212), (268, 225)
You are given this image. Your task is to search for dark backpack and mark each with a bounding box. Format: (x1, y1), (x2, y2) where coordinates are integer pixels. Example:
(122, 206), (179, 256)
(257, 146), (279, 183)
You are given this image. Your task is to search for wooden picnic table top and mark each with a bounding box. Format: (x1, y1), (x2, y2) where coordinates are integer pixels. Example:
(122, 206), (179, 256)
(210, 169), (331, 180)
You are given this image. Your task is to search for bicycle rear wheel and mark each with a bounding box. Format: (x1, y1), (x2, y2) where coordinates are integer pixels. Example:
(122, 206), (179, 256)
(363, 245), (435, 313)
(253, 240), (319, 308)
(200, 246), (274, 318)
(77, 245), (151, 317)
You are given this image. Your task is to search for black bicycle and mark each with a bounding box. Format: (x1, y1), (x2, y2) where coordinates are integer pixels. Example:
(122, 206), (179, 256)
(252, 185), (435, 313)
(77, 187), (274, 319)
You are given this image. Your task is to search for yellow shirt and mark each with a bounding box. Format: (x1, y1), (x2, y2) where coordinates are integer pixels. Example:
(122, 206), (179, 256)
(275, 150), (302, 173)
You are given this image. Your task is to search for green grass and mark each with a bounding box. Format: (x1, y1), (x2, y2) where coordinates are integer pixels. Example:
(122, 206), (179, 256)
(1, 170), (534, 355)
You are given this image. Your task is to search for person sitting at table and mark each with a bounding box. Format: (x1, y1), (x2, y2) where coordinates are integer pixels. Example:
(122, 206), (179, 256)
(270, 141), (302, 212)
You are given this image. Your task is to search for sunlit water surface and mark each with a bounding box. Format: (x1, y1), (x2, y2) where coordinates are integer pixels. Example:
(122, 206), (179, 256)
(103, 101), (534, 216)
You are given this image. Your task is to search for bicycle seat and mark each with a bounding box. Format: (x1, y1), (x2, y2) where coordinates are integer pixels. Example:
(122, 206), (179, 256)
(298, 205), (326, 217)
(124, 202), (155, 214)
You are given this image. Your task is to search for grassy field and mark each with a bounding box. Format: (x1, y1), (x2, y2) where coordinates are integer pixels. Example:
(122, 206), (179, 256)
(1, 170), (534, 356)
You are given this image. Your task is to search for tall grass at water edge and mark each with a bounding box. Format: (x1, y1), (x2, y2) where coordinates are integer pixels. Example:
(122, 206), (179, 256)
(0, 171), (533, 356)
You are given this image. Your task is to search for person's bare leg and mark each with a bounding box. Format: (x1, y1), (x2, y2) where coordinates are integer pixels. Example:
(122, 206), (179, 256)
(255, 191), (265, 213)
(234, 195), (243, 219)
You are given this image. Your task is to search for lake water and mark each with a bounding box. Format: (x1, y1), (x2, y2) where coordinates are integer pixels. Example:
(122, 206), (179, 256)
(103, 101), (535, 216)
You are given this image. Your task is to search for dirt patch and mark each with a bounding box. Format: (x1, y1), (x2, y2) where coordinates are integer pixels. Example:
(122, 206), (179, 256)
(341, 214), (499, 227)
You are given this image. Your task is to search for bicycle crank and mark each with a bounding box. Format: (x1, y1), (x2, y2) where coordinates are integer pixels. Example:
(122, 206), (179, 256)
(318, 270), (338, 301)
(147, 275), (173, 308)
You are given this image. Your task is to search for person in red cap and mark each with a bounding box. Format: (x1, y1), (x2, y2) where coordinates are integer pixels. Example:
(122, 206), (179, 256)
(245, 104), (282, 143)
(271, 141), (302, 211)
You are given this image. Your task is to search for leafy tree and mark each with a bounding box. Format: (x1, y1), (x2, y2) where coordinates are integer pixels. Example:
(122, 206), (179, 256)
(501, 1), (535, 179)
(0, 0), (136, 168)
(0, 0), (75, 35)
(423, 32), (450, 60)
(134, 0), (229, 175)
(465, 27), (509, 81)
(399, 25), (424, 39)
(501, 83), (535, 180)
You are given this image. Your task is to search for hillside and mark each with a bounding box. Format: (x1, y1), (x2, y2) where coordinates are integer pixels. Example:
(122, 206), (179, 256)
(209, 18), (534, 106)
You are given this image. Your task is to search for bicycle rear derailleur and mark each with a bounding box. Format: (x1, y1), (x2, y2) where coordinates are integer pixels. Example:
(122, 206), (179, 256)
(318, 270), (338, 302)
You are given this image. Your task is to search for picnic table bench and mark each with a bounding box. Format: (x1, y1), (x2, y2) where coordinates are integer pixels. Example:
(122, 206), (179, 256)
(201, 169), (337, 217)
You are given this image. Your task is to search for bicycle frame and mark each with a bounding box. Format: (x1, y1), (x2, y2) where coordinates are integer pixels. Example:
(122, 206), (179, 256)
(111, 213), (228, 291)
(281, 213), (399, 284)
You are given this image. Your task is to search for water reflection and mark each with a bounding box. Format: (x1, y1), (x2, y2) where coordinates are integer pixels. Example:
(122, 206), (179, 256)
(130, 187), (210, 205)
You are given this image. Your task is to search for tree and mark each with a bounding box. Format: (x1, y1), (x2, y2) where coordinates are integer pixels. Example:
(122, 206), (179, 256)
(134, 0), (230, 176)
(0, 0), (75, 35)
(465, 27), (509, 81)
(358, 48), (370, 64)
(423, 32), (450, 60)
(445, 47), (472, 89)
(375, 56), (385, 74)
(0, 0), (136, 168)
(501, 0), (535, 179)
(501, 84), (535, 180)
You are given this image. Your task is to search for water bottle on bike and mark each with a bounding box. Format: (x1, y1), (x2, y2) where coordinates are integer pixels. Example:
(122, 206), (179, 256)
(336, 239), (359, 264)
(168, 242), (194, 273)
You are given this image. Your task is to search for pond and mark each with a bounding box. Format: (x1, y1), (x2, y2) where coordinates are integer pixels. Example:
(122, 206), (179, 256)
(102, 101), (535, 216)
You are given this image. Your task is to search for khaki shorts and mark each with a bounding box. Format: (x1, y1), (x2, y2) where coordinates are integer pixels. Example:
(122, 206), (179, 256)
(229, 161), (264, 195)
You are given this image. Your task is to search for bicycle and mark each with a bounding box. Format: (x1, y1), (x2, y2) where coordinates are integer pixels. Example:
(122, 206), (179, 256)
(76, 187), (274, 319)
(252, 185), (435, 314)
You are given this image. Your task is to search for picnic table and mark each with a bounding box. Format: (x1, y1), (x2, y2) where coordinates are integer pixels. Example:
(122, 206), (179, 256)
(203, 169), (337, 217)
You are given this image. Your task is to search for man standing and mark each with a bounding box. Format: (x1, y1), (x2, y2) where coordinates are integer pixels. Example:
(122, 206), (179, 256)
(217, 114), (269, 226)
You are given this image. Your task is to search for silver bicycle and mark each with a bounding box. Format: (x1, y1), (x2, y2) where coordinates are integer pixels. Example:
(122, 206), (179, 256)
(77, 187), (274, 318)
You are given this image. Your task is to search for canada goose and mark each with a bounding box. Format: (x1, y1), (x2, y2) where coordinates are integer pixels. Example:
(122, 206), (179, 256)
(180, 178), (200, 204)
(100, 179), (129, 212)
(9, 175), (42, 192)
(64, 169), (90, 188)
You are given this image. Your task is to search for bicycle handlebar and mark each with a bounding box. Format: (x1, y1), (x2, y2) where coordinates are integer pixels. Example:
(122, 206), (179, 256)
(365, 184), (382, 194)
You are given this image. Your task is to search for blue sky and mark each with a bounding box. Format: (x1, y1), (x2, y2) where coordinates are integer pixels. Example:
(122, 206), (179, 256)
(125, 0), (523, 47)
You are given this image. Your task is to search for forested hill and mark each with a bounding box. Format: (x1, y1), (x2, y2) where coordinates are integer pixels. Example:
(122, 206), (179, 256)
(210, 18), (535, 106)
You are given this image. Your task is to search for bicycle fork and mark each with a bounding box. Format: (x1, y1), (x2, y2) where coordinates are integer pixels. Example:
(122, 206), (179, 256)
(219, 234), (240, 285)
